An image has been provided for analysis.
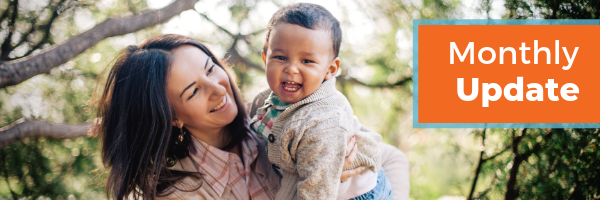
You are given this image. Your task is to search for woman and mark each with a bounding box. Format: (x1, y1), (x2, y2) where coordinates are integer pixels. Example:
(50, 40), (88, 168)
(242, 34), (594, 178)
(96, 34), (408, 200)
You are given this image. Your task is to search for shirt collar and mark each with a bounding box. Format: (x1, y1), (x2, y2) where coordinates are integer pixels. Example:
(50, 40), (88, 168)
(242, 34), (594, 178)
(264, 92), (292, 111)
(169, 135), (259, 197)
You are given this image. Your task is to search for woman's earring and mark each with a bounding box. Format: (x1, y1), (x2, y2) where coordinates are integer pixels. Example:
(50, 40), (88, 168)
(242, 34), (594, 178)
(179, 127), (186, 142)
(165, 156), (177, 167)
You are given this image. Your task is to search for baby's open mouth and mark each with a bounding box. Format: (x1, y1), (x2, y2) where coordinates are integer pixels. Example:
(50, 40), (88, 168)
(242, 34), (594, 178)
(283, 81), (302, 92)
(210, 97), (226, 112)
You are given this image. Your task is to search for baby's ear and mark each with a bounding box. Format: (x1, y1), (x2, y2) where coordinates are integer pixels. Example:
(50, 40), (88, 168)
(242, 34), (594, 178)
(325, 57), (341, 80)
(261, 50), (267, 66)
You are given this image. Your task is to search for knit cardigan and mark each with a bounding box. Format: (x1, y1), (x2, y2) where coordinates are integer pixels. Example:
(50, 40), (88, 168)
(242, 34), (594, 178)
(249, 78), (382, 200)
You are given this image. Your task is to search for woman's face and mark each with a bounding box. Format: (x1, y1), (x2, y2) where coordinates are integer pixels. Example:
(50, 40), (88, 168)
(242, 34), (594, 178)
(166, 45), (238, 137)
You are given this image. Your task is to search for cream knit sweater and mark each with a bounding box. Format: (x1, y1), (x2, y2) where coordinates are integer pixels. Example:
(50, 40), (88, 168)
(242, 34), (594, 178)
(250, 78), (382, 200)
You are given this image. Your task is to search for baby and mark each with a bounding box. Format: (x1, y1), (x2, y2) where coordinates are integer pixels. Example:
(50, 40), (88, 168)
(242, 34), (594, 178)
(249, 3), (392, 200)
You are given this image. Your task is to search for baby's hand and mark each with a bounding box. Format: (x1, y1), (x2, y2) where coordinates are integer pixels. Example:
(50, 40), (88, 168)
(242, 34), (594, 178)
(341, 135), (365, 180)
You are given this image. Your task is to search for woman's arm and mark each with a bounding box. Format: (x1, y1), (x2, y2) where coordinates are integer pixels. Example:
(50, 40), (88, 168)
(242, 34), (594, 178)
(379, 142), (410, 200)
(338, 140), (411, 200)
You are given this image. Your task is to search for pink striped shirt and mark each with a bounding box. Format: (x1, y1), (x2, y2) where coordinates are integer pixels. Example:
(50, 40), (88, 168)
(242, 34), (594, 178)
(189, 136), (275, 200)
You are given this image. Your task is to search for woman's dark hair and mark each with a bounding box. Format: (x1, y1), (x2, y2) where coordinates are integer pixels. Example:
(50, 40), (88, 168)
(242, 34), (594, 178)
(94, 34), (249, 200)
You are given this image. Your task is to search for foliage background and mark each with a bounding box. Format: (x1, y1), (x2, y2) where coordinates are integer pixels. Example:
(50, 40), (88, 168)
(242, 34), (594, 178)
(0, 0), (597, 199)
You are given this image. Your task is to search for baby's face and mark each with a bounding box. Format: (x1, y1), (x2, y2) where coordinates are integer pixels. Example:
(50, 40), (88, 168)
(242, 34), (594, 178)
(263, 23), (339, 104)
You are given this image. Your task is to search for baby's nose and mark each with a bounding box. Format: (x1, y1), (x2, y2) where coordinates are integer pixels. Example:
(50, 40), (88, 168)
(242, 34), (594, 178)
(284, 64), (299, 74)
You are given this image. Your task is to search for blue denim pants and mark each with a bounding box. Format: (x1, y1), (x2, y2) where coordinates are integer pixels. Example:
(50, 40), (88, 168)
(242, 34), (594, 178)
(350, 169), (393, 200)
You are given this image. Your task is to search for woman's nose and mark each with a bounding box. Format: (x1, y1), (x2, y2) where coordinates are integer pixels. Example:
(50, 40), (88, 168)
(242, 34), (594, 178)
(204, 79), (227, 100)
(284, 64), (299, 74)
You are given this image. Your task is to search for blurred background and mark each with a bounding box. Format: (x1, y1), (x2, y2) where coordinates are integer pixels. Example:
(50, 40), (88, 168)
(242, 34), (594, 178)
(0, 0), (598, 199)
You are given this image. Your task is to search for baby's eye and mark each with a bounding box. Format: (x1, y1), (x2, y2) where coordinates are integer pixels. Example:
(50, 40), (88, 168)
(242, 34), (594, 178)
(274, 56), (286, 60)
(302, 60), (314, 64)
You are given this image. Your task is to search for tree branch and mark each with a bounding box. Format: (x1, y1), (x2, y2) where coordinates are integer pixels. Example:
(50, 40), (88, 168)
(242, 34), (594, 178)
(196, 10), (267, 72)
(1, 149), (18, 200)
(270, 0), (284, 8)
(343, 75), (412, 88)
(505, 128), (527, 200)
(201, 12), (411, 90)
(126, 0), (139, 15)
(12, 0), (59, 52)
(568, 171), (582, 200)
(224, 46), (414, 89)
(468, 128), (486, 200)
(505, 129), (553, 200)
(0, 118), (93, 149)
(473, 172), (498, 199)
(248, 28), (266, 36)
(16, 0), (67, 60)
(225, 37), (265, 72)
(0, 0), (199, 88)
(228, 50), (265, 72)
(240, 30), (265, 54)
(596, 1), (600, 20)
(482, 145), (511, 161)
(0, 0), (19, 60)
(0, 0), (13, 24)
(12, 19), (36, 50)
(196, 11), (234, 37)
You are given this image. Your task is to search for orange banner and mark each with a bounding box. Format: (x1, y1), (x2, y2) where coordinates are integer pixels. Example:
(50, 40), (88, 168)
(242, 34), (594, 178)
(418, 25), (600, 123)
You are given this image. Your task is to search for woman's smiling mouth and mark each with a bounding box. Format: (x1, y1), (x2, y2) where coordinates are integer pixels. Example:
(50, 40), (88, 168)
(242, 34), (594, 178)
(210, 96), (227, 112)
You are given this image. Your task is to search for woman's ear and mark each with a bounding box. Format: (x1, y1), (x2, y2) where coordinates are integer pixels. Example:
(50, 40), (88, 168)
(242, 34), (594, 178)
(324, 57), (341, 80)
(171, 119), (183, 128)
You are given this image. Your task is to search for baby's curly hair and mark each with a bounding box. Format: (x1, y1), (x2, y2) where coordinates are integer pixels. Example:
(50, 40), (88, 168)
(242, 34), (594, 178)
(263, 3), (342, 57)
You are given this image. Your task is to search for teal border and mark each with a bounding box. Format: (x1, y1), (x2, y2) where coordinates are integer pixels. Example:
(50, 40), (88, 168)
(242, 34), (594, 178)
(412, 19), (600, 128)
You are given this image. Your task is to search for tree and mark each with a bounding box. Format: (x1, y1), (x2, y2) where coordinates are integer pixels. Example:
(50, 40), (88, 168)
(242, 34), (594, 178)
(504, 0), (599, 19)
(0, 0), (197, 198)
(468, 128), (600, 200)
(466, 3), (600, 199)
(0, 0), (197, 147)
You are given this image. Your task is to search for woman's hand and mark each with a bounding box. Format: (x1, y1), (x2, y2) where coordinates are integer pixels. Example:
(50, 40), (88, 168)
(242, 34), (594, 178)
(340, 135), (365, 180)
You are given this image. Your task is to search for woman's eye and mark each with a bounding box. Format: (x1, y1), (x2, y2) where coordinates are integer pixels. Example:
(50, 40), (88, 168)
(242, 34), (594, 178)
(274, 56), (286, 60)
(302, 60), (314, 64)
(207, 64), (215, 75)
(188, 88), (198, 100)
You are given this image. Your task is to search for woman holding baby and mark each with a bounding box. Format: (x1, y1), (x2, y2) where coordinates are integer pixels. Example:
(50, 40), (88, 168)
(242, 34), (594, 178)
(96, 3), (408, 200)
